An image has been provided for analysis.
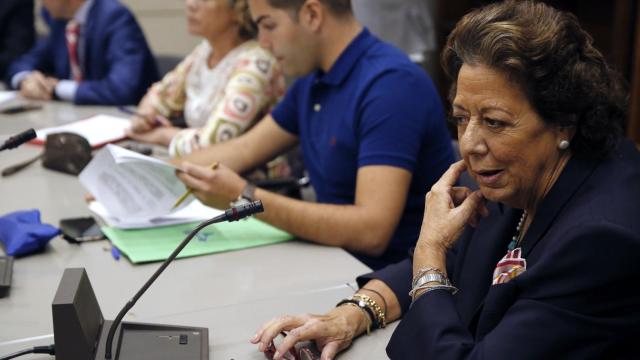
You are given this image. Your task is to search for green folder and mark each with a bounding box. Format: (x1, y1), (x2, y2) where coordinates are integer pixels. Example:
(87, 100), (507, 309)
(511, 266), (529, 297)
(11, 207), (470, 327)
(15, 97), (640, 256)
(101, 218), (294, 263)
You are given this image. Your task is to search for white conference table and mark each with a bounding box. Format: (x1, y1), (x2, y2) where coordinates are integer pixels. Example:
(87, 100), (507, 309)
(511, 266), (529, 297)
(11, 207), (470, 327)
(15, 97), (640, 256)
(0, 100), (395, 359)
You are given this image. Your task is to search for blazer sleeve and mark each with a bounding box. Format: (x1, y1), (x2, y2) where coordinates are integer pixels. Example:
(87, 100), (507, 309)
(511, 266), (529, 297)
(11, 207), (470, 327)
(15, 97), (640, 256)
(357, 258), (414, 314)
(74, 8), (155, 105)
(0, 0), (35, 80)
(386, 222), (640, 360)
(6, 27), (55, 86)
(355, 230), (466, 316)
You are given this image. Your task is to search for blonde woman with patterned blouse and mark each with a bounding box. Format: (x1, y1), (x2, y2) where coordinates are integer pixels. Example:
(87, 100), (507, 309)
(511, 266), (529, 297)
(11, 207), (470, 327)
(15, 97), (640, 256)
(127, 0), (284, 157)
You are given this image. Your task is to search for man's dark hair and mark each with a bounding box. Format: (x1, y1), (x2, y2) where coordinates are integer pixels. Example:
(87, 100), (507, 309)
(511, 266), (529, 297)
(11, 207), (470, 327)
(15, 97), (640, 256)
(267, 0), (352, 16)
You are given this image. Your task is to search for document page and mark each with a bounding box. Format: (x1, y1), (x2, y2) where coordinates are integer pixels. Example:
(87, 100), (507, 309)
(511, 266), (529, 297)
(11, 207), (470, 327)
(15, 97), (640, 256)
(89, 200), (223, 229)
(0, 91), (17, 105)
(35, 114), (130, 147)
(79, 145), (189, 221)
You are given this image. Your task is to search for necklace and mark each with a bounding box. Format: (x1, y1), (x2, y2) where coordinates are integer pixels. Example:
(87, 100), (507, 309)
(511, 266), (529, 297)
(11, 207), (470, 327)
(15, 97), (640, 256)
(507, 210), (528, 251)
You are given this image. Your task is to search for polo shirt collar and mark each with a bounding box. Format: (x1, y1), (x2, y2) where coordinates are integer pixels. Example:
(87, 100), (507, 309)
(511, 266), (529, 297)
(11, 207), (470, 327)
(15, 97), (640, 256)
(316, 27), (376, 86)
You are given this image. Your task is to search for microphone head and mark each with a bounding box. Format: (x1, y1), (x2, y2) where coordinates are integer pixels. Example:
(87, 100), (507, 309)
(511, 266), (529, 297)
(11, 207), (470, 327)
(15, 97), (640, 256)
(23, 128), (37, 141)
(0, 128), (37, 151)
(225, 200), (264, 221)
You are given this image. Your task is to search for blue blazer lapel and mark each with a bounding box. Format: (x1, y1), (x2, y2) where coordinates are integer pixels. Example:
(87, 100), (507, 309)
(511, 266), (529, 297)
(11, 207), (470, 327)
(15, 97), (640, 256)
(52, 19), (71, 79)
(79, 0), (98, 79)
(470, 156), (599, 338)
(520, 156), (598, 257)
(452, 203), (519, 329)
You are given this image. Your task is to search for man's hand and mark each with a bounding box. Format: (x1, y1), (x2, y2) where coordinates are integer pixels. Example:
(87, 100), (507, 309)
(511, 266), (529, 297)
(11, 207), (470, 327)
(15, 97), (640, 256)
(176, 162), (248, 210)
(19, 71), (57, 100)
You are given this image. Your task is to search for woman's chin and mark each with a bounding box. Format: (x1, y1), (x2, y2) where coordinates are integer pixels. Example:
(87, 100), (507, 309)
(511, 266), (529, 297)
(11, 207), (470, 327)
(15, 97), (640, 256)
(477, 187), (508, 205)
(186, 23), (200, 35)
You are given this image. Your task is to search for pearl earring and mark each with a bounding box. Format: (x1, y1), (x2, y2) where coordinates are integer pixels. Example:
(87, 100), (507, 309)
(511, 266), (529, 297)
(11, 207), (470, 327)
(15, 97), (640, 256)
(558, 140), (570, 150)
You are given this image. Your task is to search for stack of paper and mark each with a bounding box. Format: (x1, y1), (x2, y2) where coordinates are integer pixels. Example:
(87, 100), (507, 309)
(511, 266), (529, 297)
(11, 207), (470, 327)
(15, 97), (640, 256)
(80, 144), (294, 262)
(88, 200), (222, 229)
(0, 91), (17, 105)
(80, 144), (195, 226)
(34, 114), (130, 148)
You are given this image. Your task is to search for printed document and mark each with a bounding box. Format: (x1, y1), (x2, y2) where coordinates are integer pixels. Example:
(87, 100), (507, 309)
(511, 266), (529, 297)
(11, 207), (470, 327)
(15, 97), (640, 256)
(35, 114), (130, 147)
(0, 91), (17, 105)
(79, 144), (201, 225)
(89, 200), (222, 229)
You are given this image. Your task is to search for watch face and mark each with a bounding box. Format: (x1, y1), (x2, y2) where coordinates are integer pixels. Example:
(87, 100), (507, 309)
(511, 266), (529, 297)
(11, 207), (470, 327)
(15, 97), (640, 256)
(232, 197), (251, 208)
(242, 183), (256, 202)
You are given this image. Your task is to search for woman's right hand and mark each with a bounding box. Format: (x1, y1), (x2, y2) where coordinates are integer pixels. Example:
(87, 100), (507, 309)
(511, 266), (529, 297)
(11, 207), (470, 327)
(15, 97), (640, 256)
(251, 305), (369, 360)
(129, 96), (172, 133)
(129, 112), (170, 133)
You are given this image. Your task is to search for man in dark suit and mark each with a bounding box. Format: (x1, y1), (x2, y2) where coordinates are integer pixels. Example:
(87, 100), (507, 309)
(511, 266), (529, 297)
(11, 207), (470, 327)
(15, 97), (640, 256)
(0, 0), (35, 84)
(6, 0), (158, 105)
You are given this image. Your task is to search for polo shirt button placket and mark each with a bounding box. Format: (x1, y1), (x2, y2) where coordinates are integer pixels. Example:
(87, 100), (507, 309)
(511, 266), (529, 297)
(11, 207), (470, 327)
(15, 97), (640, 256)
(314, 104), (322, 112)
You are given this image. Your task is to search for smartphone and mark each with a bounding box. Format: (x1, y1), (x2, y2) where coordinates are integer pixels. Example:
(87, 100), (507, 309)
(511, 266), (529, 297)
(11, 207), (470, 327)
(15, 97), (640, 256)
(59, 217), (105, 243)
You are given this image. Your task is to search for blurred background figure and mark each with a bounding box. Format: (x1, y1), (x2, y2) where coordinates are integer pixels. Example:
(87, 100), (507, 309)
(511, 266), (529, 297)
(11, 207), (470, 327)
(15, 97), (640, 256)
(0, 0), (36, 87)
(127, 0), (285, 158)
(7, 0), (158, 105)
(352, 0), (437, 74)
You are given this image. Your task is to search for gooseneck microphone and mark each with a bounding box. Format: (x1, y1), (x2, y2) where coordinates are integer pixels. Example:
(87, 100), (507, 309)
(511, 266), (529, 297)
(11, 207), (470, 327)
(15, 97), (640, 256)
(0, 128), (36, 151)
(104, 200), (264, 359)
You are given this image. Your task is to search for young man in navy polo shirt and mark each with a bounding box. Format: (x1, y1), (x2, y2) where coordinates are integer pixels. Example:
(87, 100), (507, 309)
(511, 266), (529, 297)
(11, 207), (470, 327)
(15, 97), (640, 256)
(176, 0), (454, 270)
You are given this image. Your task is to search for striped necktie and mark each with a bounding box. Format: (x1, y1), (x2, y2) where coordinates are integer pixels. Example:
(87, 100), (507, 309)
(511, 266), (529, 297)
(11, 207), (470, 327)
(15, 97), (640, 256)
(65, 20), (83, 82)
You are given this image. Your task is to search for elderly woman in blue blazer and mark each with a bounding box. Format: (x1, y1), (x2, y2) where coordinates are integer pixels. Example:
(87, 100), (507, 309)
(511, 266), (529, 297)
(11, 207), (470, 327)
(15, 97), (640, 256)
(251, 1), (640, 359)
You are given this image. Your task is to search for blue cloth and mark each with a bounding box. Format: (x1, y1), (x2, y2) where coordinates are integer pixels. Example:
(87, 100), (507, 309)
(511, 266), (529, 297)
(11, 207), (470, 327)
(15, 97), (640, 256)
(272, 28), (454, 269)
(359, 140), (640, 359)
(0, 210), (60, 256)
(6, 0), (158, 105)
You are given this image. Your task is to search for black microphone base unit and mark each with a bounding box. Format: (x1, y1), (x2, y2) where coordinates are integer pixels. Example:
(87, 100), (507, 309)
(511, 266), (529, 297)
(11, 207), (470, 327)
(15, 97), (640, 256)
(0, 256), (13, 298)
(52, 268), (209, 360)
(95, 320), (209, 360)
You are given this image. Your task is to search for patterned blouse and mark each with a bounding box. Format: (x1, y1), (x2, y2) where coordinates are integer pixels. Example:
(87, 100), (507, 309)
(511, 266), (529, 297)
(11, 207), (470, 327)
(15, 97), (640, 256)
(146, 40), (285, 157)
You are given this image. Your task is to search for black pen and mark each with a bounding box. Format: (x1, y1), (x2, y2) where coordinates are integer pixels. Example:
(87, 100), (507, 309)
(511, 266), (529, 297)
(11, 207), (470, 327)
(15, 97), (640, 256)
(0, 103), (42, 114)
(1, 153), (43, 177)
(117, 106), (161, 126)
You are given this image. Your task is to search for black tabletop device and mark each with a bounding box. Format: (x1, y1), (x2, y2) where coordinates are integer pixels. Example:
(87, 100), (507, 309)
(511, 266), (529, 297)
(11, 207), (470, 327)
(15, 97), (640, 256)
(0, 256), (13, 298)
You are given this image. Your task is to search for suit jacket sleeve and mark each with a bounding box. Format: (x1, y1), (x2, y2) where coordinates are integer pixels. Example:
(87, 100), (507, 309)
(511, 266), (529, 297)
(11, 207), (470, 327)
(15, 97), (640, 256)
(0, 0), (36, 80)
(6, 23), (55, 86)
(386, 222), (640, 360)
(356, 230), (464, 316)
(74, 8), (154, 105)
(357, 259), (414, 314)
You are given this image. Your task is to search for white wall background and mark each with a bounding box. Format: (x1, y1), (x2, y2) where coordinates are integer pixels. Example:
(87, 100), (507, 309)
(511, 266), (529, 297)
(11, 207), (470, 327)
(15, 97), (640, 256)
(120, 0), (199, 57)
(35, 0), (200, 57)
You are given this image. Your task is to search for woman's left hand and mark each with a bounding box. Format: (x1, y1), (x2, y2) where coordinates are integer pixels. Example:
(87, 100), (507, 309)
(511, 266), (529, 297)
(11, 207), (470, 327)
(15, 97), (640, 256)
(251, 305), (367, 360)
(414, 161), (489, 269)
